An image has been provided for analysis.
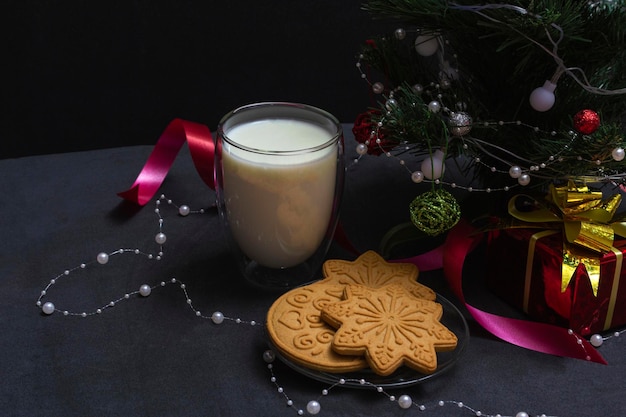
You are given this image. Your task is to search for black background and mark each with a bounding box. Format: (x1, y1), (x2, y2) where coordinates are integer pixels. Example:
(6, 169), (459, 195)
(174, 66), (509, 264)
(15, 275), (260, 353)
(4, 0), (391, 158)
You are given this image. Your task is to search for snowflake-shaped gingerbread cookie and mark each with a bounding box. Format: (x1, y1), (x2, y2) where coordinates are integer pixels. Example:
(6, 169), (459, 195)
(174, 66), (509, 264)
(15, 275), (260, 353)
(321, 283), (458, 376)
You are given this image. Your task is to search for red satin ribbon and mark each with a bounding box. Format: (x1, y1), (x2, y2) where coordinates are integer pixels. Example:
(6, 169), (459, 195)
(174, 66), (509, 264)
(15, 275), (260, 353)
(427, 221), (605, 364)
(118, 118), (215, 205)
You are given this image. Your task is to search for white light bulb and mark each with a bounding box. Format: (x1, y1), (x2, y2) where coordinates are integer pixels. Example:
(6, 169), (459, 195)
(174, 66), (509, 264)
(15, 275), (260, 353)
(414, 35), (439, 56)
(529, 81), (556, 112)
(420, 150), (446, 180)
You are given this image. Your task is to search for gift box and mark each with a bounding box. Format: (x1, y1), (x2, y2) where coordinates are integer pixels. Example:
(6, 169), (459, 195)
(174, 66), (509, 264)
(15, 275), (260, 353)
(485, 226), (626, 336)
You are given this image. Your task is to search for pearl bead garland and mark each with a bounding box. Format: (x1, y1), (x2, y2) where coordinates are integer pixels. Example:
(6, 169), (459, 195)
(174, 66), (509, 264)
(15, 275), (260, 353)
(354, 35), (626, 194)
(34, 192), (625, 416)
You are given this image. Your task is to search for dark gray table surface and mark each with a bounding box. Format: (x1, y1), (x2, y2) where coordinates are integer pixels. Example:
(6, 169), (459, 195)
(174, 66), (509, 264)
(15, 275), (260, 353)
(2, 124), (624, 417)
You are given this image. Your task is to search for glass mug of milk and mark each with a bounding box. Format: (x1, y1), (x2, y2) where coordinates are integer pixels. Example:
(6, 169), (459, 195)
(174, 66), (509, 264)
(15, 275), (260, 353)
(215, 102), (345, 288)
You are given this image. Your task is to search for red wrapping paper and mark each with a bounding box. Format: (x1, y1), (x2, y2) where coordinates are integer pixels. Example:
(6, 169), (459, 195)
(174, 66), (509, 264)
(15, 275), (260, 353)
(486, 228), (626, 336)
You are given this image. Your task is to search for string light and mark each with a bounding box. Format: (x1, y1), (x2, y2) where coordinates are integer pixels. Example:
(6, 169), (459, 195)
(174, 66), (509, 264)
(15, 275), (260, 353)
(447, 2), (626, 97)
(353, 27), (626, 193)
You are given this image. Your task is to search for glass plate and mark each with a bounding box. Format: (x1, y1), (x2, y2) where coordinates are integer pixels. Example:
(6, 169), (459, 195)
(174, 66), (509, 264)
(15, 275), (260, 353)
(269, 293), (469, 389)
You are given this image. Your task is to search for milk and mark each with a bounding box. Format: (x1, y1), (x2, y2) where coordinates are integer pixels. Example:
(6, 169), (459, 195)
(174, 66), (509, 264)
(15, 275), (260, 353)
(221, 119), (338, 268)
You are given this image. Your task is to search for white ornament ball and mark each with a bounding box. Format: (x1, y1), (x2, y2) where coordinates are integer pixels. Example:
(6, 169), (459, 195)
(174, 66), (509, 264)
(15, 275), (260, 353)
(414, 34), (439, 56)
(448, 111), (473, 136)
(529, 81), (557, 112)
(420, 150), (446, 180)
(394, 28), (406, 40)
(612, 147), (625, 161)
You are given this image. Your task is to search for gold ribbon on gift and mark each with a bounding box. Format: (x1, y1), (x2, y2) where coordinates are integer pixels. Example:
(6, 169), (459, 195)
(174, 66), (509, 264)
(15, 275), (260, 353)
(524, 230), (623, 331)
(508, 180), (626, 296)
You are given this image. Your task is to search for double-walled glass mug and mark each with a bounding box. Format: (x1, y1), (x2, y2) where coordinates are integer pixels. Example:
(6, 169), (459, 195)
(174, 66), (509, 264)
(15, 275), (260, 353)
(215, 102), (345, 289)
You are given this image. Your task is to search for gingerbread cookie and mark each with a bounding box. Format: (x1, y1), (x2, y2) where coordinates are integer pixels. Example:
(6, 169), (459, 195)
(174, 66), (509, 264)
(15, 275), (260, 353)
(321, 284), (458, 376)
(266, 282), (368, 372)
(265, 251), (436, 373)
(322, 251), (436, 301)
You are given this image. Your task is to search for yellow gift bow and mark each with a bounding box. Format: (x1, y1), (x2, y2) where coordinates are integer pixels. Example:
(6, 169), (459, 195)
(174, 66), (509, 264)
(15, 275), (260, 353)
(508, 181), (626, 296)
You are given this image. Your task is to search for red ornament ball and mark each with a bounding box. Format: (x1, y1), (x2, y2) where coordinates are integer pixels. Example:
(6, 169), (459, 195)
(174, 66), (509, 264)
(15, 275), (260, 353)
(573, 109), (600, 135)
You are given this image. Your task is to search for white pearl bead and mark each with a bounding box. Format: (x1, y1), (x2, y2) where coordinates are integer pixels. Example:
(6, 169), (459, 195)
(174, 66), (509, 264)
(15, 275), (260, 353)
(356, 143), (368, 156)
(155, 232), (167, 245)
(612, 147), (625, 161)
(508, 165), (522, 179)
(97, 252), (109, 264)
(590, 334), (604, 347)
(394, 28), (406, 40)
(372, 81), (384, 94)
(411, 171), (424, 183)
(139, 284), (152, 297)
(306, 400), (321, 415)
(263, 350), (275, 363)
(178, 205), (191, 216)
(428, 100), (442, 113)
(211, 311), (225, 324)
(42, 302), (55, 315)
(385, 98), (398, 111)
(518, 173), (531, 186)
(398, 394), (412, 409)
(516, 412), (530, 417)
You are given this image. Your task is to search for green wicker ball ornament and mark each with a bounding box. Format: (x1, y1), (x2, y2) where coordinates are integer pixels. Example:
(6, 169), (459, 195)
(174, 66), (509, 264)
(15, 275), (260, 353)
(409, 189), (461, 236)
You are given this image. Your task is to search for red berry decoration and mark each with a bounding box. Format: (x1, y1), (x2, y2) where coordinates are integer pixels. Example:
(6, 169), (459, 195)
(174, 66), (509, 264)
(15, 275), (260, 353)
(573, 109), (600, 135)
(352, 110), (398, 156)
